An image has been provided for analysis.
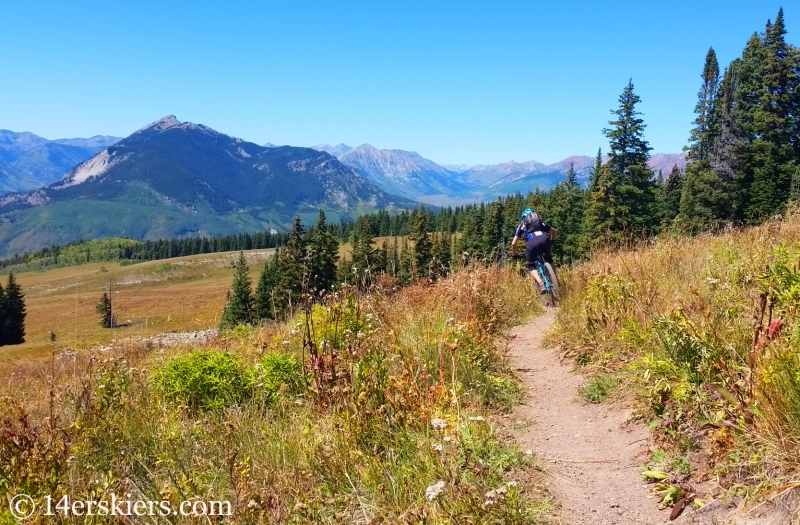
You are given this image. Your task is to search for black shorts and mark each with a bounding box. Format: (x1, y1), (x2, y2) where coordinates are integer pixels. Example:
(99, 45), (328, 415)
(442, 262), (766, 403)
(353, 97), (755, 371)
(525, 233), (553, 270)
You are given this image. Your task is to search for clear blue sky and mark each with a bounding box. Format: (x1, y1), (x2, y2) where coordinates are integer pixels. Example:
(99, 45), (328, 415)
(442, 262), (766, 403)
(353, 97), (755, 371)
(0, 1), (794, 165)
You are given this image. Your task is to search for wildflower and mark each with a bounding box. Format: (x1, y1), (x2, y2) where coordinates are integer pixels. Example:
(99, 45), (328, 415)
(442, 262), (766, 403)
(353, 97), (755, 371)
(431, 418), (447, 431)
(426, 481), (446, 501)
(443, 436), (452, 442)
(432, 443), (443, 452)
(468, 416), (485, 422)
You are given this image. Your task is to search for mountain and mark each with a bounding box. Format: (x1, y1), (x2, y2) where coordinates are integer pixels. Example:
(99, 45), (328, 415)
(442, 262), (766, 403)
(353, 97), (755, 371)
(313, 143), (353, 157)
(333, 144), (477, 201)
(649, 153), (687, 174)
(0, 116), (414, 257)
(0, 130), (121, 194)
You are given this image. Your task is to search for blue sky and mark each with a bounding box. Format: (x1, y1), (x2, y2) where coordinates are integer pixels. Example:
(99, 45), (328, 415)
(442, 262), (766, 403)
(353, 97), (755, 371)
(0, 1), (794, 165)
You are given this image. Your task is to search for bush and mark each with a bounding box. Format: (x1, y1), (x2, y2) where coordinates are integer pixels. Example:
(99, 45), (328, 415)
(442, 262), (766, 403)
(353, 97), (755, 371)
(260, 352), (304, 399)
(579, 373), (617, 403)
(152, 351), (255, 411)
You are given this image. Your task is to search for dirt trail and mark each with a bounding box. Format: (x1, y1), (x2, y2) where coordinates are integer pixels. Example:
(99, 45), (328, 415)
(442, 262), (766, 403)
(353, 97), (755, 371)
(509, 310), (691, 524)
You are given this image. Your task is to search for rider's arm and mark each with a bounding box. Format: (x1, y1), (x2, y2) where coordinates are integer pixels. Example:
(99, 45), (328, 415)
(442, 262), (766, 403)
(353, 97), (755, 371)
(510, 236), (519, 255)
(549, 227), (558, 241)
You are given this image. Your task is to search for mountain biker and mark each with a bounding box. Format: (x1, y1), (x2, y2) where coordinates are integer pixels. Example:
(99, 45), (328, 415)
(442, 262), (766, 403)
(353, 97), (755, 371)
(510, 208), (558, 293)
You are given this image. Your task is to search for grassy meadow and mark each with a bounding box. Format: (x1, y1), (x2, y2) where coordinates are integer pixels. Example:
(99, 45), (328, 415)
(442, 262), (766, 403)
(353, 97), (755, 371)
(0, 261), (552, 524)
(4, 250), (276, 362)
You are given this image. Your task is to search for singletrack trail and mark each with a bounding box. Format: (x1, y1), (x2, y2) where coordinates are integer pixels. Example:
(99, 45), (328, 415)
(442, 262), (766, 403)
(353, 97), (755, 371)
(509, 310), (689, 524)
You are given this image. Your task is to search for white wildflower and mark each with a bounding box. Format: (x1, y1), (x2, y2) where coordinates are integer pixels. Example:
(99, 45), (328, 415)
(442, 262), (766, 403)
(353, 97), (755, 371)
(431, 418), (447, 431)
(432, 443), (443, 452)
(443, 436), (452, 442)
(426, 480), (446, 501)
(468, 416), (485, 422)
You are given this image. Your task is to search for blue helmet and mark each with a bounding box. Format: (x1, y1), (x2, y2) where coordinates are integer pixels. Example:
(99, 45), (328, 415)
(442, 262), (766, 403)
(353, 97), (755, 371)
(521, 208), (534, 219)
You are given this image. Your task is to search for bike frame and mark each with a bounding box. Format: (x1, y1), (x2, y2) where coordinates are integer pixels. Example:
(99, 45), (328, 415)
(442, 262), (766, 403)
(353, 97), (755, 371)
(534, 255), (552, 292)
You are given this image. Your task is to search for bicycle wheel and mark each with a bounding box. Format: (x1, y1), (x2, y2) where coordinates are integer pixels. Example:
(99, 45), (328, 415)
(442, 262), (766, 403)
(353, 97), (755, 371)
(543, 262), (560, 306)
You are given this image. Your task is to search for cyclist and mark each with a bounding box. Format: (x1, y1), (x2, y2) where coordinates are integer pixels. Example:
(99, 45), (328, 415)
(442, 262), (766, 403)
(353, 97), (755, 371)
(510, 208), (558, 293)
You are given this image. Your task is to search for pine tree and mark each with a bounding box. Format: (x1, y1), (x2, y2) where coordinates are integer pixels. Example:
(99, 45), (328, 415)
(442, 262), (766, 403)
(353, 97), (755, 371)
(481, 200), (504, 263)
(219, 252), (254, 329)
(277, 217), (308, 313)
(587, 80), (657, 243)
(253, 251), (281, 322)
(95, 292), (114, 329)
(3, 274), (26, 344)
(662, 165), (684, 223)
(409, 205), (433, 278)
(604, 80), (653, 176)
(746, 10), (800, 223)
(688, 48), (720, 162)
(350, 216), (377, 287)
(307, 210), (339, 295)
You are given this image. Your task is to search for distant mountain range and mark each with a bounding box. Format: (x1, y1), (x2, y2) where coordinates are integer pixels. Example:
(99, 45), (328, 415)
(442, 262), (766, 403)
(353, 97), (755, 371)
(0, 117), (413, 257)
(0, 130), (121, 193)
(314, 143), (686, 205)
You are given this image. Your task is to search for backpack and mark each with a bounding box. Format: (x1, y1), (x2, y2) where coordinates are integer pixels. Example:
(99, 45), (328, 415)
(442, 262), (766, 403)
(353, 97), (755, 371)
(521, 210), (543, 234)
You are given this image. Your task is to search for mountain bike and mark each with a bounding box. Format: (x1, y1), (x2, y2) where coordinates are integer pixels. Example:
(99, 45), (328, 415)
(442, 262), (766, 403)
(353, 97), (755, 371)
(511, 253), (560, 307)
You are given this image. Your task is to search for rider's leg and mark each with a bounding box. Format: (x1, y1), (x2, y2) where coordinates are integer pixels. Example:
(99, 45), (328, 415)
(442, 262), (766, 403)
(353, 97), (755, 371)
(529, 268), (545, 289)
(526, 239), (546, 290)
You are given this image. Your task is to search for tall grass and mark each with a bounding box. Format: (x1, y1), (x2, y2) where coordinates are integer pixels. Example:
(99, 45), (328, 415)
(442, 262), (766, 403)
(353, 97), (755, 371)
(0, 266), (551, 524)
(552, 213), (800, 506)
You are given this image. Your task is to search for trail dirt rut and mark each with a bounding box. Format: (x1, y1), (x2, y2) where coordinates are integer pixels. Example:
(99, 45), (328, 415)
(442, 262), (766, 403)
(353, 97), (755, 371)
(509, 310), (689, 524)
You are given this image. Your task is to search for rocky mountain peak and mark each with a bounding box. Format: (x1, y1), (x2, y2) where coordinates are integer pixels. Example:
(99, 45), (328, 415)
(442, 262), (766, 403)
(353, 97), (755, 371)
(136, 115), (181, 134)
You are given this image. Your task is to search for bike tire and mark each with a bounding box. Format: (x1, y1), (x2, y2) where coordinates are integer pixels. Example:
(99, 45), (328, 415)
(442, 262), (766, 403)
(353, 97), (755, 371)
(543, 262), (560, 306)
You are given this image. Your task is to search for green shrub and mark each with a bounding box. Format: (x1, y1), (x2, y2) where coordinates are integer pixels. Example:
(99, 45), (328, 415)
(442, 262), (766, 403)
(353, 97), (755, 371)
(579, 373), (617, 403)
(260, 352), (304, 398)
(152, 351), (255, 411)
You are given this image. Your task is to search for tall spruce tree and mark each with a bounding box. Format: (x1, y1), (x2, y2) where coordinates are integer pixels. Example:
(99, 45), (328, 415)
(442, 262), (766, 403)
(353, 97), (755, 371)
(688, 48), (720, 163)
(409, 205), (433, 278)
(481, 200), (505, 262)
(1, 275), (26, 345)
(220, 252), (254, 329)
(307, 210), (339, 295)
(277, 217), (308, 313)
(586, 80), (656, 245)
(253, 251), (281, 322)
(95, 292), (114, 329)
(746, 9), (800, 222)
(662, 165), (684, 223)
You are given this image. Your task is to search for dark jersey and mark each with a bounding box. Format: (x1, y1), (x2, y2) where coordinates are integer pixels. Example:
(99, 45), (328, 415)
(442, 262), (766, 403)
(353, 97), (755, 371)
(514, 220), (551, 240)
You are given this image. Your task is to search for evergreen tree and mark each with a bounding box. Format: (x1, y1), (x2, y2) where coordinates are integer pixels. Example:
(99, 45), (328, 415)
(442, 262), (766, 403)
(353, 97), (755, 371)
(662, 165), (684, 223)
(604, 80), (653, 176)
(746, 10), (800, 222)
(587, 80), (657, 244)
(253, 251), (281, 322)
(582, 164), (623, 249)
(409, 205), (433, 278)
(481, 200), (505, 262)
(277, 217), (308, 313)
(1, 275), (25, 344)
(307, 210), (339, 295)
(688, 48), (720, 162)
(95, 292), (114, 329)
(559, 164), (587, 262)
(219, 252), (254, 329)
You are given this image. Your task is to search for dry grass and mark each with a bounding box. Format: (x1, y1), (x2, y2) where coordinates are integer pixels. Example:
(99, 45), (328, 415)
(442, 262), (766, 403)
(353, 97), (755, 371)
(3, 250), (276, 362)
(552, 213), (800, 510)
(0, 266), (552, 524)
